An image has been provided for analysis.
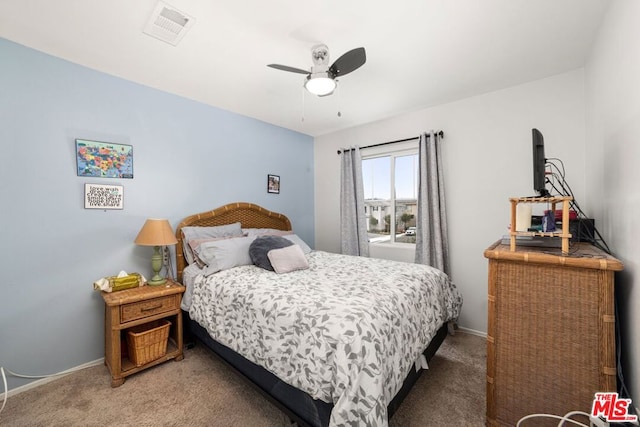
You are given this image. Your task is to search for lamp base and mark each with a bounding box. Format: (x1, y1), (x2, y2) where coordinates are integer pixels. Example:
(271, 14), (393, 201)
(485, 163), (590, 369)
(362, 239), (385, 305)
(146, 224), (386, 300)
(147, 246), (167, 286)
(147, 277), (167, 286)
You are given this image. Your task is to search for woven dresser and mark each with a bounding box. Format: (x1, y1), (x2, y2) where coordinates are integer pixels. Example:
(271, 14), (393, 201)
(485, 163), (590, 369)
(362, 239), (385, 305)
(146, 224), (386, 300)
(484, 241), (623, 426)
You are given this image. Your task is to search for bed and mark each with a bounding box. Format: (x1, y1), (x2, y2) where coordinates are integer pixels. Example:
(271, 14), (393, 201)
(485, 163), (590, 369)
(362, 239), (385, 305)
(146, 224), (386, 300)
(175, 202), (463, 427)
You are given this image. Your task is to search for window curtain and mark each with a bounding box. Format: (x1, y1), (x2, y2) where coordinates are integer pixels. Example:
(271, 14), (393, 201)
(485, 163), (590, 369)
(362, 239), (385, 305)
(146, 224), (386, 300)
(415, 131), (450, 275)
(340, 146), (369, 256)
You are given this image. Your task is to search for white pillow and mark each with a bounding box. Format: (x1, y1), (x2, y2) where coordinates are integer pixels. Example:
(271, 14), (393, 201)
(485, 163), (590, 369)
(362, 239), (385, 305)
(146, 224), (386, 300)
(267, 245), (309, 274)
(242, 228), (292, 237)
(181, 222), (244, 264)
(199, 236), (256, 276)
(282, 234), (312, 254)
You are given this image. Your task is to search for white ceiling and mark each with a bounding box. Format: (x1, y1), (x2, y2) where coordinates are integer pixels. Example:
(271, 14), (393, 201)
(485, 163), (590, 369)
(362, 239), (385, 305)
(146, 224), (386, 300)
(0, 0), (610, 137)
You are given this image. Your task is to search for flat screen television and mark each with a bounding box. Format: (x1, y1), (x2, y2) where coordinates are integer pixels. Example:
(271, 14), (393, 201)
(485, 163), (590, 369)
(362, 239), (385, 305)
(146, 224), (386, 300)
(532, 128), (549, 197)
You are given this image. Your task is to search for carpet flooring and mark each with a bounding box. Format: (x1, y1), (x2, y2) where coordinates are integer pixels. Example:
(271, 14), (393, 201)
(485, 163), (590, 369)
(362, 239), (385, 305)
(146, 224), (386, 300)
(0, 331), (486, 426)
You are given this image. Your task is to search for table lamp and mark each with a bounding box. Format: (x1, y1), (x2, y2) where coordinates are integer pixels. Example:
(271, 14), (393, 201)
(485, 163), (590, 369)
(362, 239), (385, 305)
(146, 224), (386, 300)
(134, 218), (178, 286)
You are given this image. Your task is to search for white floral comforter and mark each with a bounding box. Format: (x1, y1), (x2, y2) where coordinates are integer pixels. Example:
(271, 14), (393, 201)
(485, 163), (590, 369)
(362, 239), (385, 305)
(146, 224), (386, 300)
(189, 251), (462, 427)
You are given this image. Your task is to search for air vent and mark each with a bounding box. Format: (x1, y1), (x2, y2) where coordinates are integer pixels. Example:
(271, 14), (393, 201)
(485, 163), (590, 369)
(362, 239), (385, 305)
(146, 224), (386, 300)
(143, 1), (195, 46)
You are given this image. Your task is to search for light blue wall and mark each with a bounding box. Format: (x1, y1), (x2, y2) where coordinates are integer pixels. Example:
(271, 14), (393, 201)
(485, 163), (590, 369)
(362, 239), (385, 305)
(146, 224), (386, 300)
(0, 38), (314, 391)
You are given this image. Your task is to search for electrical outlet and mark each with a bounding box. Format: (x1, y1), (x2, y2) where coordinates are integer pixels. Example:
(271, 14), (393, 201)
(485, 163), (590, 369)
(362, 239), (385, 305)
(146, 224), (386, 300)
(162, 246), (169, 264)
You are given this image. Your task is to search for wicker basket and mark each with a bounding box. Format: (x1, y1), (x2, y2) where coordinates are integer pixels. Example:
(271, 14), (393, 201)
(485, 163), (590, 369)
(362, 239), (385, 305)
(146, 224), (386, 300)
(126, 320), (171, 367)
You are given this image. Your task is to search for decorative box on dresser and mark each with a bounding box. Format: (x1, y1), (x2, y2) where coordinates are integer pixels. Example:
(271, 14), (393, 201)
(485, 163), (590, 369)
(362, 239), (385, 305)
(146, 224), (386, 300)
(484, 241), (623, 426)
(102, 280), (185, 387)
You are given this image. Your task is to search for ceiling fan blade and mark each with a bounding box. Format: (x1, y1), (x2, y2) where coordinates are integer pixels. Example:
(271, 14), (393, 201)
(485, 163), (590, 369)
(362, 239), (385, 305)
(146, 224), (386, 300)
(329, 47), (366, 77)
(267, 64), (310, 74)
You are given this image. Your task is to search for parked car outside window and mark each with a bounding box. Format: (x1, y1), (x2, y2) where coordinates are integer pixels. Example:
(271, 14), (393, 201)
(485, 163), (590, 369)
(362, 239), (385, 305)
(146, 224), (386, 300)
(405, 227), (416, 236)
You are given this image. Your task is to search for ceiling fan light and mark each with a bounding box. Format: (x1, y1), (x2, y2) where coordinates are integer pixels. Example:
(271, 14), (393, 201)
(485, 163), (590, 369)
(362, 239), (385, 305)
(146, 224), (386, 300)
(305, 73), (336, 96)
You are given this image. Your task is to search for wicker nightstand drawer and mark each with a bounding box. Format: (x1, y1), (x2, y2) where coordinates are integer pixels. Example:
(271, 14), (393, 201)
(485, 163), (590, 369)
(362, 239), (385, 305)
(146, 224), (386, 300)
(120, 295), (177, 323)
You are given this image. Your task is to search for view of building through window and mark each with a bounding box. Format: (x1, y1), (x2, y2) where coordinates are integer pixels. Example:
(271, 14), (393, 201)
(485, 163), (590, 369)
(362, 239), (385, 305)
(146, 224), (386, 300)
(362, 152), (418, 244)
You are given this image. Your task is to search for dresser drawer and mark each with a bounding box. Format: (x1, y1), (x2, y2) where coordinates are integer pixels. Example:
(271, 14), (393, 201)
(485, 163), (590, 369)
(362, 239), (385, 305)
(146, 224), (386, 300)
(120, 295), (177, 323)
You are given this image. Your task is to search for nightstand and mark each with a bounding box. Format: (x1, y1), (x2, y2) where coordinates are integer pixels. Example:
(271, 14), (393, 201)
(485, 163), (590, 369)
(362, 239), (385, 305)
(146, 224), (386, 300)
(102, 280), (185, 387)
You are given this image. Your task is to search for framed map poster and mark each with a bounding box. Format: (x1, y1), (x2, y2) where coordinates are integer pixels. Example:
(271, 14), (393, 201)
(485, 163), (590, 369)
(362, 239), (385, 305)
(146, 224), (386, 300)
(76, 139), (133, 179)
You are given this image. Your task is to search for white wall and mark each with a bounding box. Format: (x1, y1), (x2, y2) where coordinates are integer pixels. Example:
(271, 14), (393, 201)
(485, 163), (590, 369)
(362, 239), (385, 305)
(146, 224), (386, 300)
(585, 0), (640, 409)
(315, 70), (586, 332)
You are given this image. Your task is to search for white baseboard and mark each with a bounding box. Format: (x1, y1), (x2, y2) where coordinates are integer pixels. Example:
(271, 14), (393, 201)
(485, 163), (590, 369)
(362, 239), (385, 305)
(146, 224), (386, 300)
(2, 358), (104, 398)
(456, 326), (487, 338)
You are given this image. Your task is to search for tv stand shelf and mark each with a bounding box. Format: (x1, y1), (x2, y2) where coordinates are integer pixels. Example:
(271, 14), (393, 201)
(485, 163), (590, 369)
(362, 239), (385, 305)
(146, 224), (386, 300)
(509, 196), (573, 254)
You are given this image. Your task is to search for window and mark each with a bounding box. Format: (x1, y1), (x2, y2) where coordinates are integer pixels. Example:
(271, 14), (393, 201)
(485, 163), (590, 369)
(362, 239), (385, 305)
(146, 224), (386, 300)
(362, 150), (418, 245)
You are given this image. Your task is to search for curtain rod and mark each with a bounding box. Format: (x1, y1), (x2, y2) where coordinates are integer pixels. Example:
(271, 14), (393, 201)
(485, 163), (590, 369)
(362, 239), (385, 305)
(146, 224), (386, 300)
(336, 130), (444, 154)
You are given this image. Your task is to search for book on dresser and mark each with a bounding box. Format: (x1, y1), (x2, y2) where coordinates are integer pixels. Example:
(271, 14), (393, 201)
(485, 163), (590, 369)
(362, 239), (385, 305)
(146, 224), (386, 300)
(484, 241), (623, 427)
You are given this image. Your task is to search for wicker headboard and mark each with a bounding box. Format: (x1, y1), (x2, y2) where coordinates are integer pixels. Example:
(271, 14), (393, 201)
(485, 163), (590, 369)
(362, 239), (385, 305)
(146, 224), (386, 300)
(175, 202), (292, 282)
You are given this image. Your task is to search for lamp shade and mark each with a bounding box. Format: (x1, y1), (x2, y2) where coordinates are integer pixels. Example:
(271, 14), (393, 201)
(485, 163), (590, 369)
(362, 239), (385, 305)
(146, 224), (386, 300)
(134, 219), (178, 246)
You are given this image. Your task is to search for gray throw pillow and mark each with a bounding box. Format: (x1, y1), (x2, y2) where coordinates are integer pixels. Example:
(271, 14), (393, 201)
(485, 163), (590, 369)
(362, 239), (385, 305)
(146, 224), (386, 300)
(249, 235), (293, 271)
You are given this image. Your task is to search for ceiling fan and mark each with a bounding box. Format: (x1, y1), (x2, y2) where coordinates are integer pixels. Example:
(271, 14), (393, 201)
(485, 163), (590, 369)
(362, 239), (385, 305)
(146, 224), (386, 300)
(268, 44), (366, 97)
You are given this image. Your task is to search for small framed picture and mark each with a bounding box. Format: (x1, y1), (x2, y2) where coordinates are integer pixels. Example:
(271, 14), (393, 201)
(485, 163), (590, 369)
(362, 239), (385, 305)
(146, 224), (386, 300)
(267, 174), (280, 194)
(84, 183), (124, 209)
(76, 139), (134, 179)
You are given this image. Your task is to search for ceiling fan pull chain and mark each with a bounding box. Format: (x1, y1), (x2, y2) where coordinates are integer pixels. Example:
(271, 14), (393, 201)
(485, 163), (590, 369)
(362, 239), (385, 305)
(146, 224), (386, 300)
(337, 79), (342, 118)
(301, 84), (305, 122)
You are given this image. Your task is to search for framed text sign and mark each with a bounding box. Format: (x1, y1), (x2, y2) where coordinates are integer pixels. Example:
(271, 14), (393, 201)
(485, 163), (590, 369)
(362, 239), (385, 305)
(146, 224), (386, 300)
(84, 183), (124, 210)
